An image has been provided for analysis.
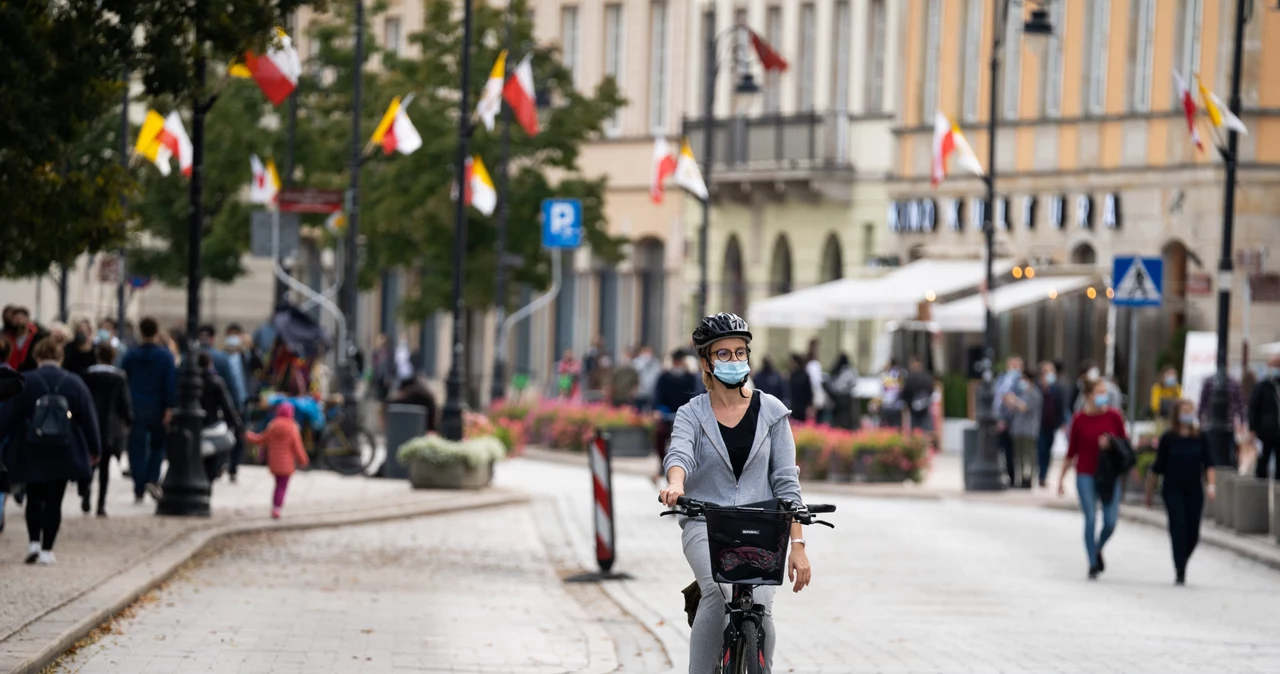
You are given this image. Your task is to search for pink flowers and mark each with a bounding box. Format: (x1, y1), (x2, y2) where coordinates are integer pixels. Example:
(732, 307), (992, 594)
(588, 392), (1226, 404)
(488, 399), (652, 453)
(790, 420), (931, 483)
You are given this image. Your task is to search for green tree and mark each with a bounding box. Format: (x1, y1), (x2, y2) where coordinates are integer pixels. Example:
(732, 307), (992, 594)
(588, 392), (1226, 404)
(0, 0), (321, 279)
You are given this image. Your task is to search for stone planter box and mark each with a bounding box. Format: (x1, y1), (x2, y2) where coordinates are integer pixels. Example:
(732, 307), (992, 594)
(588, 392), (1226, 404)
(606, 427), (651, 458)
(1215, 473), (1238, 528)
(408, 458), (494, 490)
(1234, 477), (1270, 535)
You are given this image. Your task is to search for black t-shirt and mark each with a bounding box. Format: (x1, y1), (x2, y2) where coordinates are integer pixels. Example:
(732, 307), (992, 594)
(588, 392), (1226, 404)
(718, 391), (761, 481)
(1152, 431), (1213, 489)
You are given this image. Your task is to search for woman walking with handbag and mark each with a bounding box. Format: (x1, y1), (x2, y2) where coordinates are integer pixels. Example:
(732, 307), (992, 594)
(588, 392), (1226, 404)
(197, 352), (243, 484)
(1145, 399), (1216, 585)
(1057, 377), (1129, 580)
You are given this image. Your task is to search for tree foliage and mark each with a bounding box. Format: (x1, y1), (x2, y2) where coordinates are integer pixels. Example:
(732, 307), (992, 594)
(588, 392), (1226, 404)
(0, 0), (321, 278)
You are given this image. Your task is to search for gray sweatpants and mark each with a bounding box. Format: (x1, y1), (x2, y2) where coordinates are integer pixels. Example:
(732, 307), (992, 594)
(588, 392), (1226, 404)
(682, 521), (777, 673)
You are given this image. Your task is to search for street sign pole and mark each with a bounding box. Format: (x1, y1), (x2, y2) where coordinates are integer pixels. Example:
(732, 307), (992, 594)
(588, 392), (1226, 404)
(1112, 255), (1164, 425)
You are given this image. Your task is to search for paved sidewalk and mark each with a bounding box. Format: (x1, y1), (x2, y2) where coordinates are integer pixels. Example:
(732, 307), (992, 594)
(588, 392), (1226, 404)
(0, 463), (525, 674)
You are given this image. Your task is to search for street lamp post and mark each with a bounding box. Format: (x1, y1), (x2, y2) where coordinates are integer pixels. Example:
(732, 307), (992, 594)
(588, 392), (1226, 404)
(442, 0), (476, 441)
(490, 10), (515, 406)
(1208, 0), (1254, 468)
(969, 2), (1053, 492)
(337, 0), (366, 442)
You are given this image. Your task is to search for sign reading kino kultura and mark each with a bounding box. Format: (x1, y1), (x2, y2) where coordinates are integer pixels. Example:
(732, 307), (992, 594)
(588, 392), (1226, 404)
(888, 193), (1122, 233)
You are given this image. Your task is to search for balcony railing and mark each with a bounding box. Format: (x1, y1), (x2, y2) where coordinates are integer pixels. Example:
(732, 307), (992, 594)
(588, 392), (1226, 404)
(681, 111), (856, 176)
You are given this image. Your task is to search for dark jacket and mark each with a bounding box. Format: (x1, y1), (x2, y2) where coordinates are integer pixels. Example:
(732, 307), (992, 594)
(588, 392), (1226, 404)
(81, 364), (134, 457)
(788, 368), (813, 413)
(0, 364), (101, 483)
(753, 367), (787, 406)
(654, 370), (699, 417)
(1249, 376), (1280, 444)
(200, 369), (243, 433)
(121, 342), (177, 410)
(392, 381), (438, 433)
(63, 339), (98, 376)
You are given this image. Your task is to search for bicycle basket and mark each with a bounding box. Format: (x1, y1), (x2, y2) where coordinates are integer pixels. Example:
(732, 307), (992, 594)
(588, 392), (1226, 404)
(704, 498), (791, 586)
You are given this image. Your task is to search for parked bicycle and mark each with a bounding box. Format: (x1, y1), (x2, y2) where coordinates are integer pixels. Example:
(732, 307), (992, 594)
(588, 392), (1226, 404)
(248, 399), (377, 476)
(660, 496), (836, 674)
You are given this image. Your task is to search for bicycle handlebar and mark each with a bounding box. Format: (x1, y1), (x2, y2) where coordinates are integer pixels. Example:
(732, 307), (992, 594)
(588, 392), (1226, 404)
(659, 496), (836, 527)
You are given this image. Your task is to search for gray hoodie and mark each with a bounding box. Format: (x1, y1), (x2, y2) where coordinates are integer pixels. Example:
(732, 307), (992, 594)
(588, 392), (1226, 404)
(663, 391), (804, 530)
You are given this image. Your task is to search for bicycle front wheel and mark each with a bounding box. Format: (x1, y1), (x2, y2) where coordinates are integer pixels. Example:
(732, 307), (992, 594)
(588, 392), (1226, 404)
(318, 425), (378, 476)
(736, 619), (763, 674)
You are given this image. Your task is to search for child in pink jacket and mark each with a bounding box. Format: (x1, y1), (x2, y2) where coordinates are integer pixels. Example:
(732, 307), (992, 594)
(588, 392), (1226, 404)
(245, 402), (309, 518)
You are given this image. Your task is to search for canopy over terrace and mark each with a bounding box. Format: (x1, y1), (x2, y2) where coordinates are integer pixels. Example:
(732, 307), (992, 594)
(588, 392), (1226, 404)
(748, 258), (1019, 328)
(930, 275), (1100, 333)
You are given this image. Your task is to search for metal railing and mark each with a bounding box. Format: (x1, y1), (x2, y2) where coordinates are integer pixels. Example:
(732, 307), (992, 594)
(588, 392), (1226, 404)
(681, 111), (856, 173)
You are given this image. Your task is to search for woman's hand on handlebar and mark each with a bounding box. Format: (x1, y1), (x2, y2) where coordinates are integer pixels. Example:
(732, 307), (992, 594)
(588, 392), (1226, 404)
(659, 481), (685, 507)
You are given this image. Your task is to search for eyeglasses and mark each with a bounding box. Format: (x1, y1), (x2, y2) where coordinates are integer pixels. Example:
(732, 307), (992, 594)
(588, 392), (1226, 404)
(712, 347), (751, 363)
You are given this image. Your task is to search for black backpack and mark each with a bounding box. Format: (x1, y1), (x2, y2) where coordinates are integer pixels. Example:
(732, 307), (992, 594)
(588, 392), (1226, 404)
(26, 372), (73, 449)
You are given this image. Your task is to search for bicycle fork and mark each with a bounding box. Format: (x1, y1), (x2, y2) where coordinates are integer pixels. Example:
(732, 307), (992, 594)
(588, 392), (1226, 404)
(721, 585), (767, 674)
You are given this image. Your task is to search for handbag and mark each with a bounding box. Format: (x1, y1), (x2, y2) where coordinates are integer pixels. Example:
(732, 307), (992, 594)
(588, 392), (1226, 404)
(200, 421), (236, 457)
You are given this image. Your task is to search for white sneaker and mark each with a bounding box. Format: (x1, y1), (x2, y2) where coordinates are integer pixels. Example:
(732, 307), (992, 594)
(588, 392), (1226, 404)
(25, 542), (40, 564)
(37, 550), (56, 565)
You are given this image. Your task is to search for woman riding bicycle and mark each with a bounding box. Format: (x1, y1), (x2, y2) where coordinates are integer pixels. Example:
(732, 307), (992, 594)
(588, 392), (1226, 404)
(659, 312), (812, 673)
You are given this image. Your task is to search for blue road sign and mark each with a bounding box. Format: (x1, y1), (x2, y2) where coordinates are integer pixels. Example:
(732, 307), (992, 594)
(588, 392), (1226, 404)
(1112, 256), (1163, 307)
(541, 198), (584, 249)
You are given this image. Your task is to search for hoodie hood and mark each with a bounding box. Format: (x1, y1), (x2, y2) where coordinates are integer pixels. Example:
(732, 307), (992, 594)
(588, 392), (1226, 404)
(275, 401), (296, 420)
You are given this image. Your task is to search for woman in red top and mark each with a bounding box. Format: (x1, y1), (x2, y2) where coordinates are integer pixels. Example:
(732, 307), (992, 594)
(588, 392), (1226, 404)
(1057, 378), (1128, 579)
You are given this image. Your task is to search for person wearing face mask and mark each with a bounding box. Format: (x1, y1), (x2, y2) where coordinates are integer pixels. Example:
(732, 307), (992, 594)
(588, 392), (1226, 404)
(1036, 361), (1070, 488)
(1058, 378), (1129, 580)
(1145, 399), (1216, 585)
(1071, 360), (1123, 415)
(659, 313), (811, 673)
(993, 355), (1026, 486)
(63, 319), (98, 376)
(3, 307), (51, 373)
(1149, 366), (1182, 421)
(1248, 355), (1280, 478)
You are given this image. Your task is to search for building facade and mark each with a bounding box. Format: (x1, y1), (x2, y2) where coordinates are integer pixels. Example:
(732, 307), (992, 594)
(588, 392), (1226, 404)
(889, 0), (1280, 397)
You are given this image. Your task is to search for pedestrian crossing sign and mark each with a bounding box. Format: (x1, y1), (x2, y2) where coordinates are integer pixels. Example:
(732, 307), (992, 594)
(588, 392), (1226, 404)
(1112, 256), (1163, 307)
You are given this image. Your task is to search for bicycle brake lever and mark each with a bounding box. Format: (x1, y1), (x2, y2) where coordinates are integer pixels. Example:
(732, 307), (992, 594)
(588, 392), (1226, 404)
(659, 510), (681, 517)
(813, 519), (835, 528)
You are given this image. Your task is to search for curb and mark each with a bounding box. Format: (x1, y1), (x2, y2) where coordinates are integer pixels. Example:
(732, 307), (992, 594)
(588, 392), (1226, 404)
(0, 489), (528, 674)
(1041, 500), (1280, 572)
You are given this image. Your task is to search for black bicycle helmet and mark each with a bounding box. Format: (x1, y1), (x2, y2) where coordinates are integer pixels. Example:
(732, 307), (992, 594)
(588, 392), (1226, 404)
(692, 312), (753, 350)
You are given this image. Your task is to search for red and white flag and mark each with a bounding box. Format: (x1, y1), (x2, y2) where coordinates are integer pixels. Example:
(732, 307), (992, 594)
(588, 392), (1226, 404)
(673, 138), (708, 201)
(231, 28), (301, 106)
(369, 94), (422, 156)
(930, 111), (983, 187)
(747, 28), (788, 72)
(650, 137), (677, 204)
(135, 110), (193, 177)
(249, 154), (281, 204)
(1174, 70), (1203, 152)
(503, 53), (539, 137)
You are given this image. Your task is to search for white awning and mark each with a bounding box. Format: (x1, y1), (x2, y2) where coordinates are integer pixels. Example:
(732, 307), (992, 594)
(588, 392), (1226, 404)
(931, 275), (1098, 333)
(748, 258), (1017, 327)
(1258, 341), (1280, 357)
(823, 258), (1019, 321)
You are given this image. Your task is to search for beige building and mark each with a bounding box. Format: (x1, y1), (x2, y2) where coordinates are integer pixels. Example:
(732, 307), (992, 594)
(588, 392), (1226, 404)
(885, 0), (1280, 395)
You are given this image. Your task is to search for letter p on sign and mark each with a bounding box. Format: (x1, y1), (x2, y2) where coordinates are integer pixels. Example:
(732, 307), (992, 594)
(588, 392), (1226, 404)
(541, 198), (583, 249)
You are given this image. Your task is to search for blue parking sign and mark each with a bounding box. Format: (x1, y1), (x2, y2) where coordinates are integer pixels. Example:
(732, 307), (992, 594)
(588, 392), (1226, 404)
(541, 198), (583, 249)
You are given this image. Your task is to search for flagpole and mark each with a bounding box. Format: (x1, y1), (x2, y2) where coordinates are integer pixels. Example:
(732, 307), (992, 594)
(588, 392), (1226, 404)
(490, 9), (515, 406)
(442, 0), (476, 442)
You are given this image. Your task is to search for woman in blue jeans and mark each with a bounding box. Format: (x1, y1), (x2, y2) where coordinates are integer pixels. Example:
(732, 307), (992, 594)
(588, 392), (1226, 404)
(1057, 378), (1128, 579)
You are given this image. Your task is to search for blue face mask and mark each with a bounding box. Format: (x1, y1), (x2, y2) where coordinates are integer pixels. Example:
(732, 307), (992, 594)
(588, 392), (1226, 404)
(96, 329), (110, 343)
(1093, 393), (1109, 408)
(1044, 373), (1057, 385)
(1179, 413), (1197, 426)
(712, 360), (751, 388)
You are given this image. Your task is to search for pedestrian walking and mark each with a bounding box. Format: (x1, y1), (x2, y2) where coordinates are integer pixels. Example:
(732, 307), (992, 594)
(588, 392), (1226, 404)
(1150, 366), (1182, 420)
(653, 349), (699, 483)
(1036, 361), (1070, 488)
(788, 354), (814, 422)
(752, 356), (787, 406)
(1145, 399), (1216, 585)
(556, 349), (582, 400)
(608, 348), (640, 407)
(197, 352), (244, 483)
(120, 317), (176, 503)
(827, 354), (859, 430)
(1006, 371), (1043, 489)
(805, 341), (830, 424)
(1057, 378), (1129, 580)
(3, 306), (52, 372)
(903, 357), (935, 434)
(245, 401), (308, 519)
(632, 345), (663, 412)
(876, 359), (906, 430)
(1248, 355), (1280, 478)
(223, 324), (261, 482)
(0, 338), (101, 565)
(658, 313), (812, 674)
(198, 325), (246, 411)
(63, 320), (97, 376)
(994, 355), (1025, 487)
(0, 339), (25, 535)
(78, 343), (133, 516)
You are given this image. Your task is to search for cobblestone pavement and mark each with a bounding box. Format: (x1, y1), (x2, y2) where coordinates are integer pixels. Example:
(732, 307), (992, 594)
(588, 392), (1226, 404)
(500, 458), (1280, 674)
(49, 502), (666, 674)
(0, 461), (467, 643)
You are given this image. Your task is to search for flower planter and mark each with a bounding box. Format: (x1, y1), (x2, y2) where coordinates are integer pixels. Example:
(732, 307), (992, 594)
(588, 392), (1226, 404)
(408, 457), (494, 490)
(1215, 473), (1238, 528)
(1233, 476), (1269, 535)
(605, 427), (651, 458)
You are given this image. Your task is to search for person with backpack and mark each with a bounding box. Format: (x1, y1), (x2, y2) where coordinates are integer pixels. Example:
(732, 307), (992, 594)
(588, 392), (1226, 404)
(79, 343), (133, 516)
(0, 338), (101, 564)
(1248, 355), (1280, 478)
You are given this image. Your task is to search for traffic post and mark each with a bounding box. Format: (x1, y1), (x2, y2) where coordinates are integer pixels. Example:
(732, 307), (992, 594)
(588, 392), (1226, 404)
(566, 429), (632, 583)
(1111, 255), (1163, 427)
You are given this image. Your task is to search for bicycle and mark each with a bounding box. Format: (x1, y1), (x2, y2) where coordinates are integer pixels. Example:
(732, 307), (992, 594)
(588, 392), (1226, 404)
(659, 496), (836, 674)
(248, 399), (378, 476)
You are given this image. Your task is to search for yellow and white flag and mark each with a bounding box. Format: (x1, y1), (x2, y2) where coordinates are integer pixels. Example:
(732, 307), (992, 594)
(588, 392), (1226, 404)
(249, 154), (281, 204)
(476, 50), (507, 132)
(1197, 74), (1248, 136)
(466, 155), (497, 217)
(673, 138), (708, 201)
(370, 94), (423, 156)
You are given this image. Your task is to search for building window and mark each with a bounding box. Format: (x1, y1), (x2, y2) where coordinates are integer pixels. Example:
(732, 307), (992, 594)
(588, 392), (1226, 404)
(649, 0), (669, 131)
(797, 3), (817, 111)
(864, 0), (884, 113)
(561, 6), (580, 90)
(1002, 3), (1021, 119)
(961, 0), (983, 122)
(383, 17), (401, 57)
(603, 4), (625, 137)
(832, 1), (852, 111)
(764, 6), (783, 113)
(1042, 0), (1066, 117)
(921, 0), (941, 119)
(1173, 0), (1202, 106)
(1085, 0), (1110, 115)
(1128, 0), (1155, 112)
